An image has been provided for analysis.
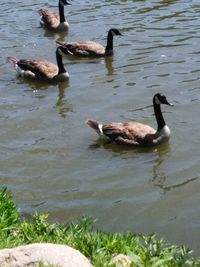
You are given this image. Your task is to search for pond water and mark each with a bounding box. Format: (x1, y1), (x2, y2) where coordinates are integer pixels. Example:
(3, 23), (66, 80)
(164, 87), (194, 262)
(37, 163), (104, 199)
(1, 0), (200, 255)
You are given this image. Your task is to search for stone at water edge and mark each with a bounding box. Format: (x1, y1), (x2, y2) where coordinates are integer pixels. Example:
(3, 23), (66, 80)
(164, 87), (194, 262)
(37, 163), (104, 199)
(112, 253), (133, 267)
(0, 243), (94, 267)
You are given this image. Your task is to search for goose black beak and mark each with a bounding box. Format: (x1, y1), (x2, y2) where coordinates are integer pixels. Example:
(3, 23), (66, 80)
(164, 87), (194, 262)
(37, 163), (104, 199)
(167, 101), (174, 107)
(64, 0), (71, 5)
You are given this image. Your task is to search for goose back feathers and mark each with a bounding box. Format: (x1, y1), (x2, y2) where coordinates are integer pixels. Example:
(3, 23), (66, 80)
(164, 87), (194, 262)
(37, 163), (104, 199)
(57, 28), (122, 57)
(38, 0), (70, 32)
(87, 93), (173, 147)
(7, 46), (69, 82)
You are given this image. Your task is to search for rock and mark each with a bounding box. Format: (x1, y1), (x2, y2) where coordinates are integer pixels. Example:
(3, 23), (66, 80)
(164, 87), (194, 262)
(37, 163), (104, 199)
(112, 254), (133, 267)
(0, 243), (94, 267)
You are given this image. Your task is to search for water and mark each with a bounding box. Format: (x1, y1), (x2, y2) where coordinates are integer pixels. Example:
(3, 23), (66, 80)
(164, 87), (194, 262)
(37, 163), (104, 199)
(1, 0), (200, 255)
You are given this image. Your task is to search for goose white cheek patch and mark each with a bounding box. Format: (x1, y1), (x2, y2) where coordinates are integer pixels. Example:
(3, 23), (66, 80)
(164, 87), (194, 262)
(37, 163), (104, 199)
(98, 124), (103, 135)
(16, 65), (24, 76)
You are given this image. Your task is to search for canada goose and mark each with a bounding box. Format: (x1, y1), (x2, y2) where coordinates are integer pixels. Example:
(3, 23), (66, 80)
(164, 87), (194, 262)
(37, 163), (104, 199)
(86, 93), (173, 147)
(7, 46), (69, 83)
(38, 0), (70, 32)
(56, 28), (122, 57)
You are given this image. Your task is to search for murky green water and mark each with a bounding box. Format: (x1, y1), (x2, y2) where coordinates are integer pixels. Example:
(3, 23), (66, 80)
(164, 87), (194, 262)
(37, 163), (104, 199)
(1, 0), (200, 255)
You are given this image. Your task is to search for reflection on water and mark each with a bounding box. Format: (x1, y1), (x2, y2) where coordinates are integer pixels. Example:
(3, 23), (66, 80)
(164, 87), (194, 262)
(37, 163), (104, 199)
(88, 137), (163, 154)
(105, 56), (114, 76)
(55, 83), (73, 118)
(43, 29), (69, 41)
(136, 0), (181, 14)
(44, 29), (68, 43)
(16, 77), (69, 91)
(152, 144), (200, 195)
(152, 143), (170, 189)
(162, 176), (199, 193)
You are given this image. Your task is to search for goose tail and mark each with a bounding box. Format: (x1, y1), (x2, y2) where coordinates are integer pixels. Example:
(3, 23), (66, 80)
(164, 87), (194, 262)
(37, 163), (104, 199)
(6, 57), (18, 66)
(56, 40), (65, 46)
(56, 41), (74, 55)
(86, 119), (103, 135)
(38, 9), (45, 16)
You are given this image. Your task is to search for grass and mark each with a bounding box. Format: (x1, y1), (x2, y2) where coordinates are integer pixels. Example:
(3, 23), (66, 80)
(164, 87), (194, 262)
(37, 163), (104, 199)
(0, 187), (200, 267)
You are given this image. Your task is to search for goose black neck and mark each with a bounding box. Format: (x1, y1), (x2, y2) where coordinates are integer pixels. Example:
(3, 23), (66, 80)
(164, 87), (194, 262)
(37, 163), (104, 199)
(105, 30), (114, 51)
(58, 1), (65, 23)
(56, 48), (66, 75)
(154, 100), (166, 131)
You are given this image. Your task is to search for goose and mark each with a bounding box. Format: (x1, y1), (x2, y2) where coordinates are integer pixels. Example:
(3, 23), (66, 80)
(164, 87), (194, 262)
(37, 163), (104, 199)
(86, 93), (173, 147)
(7, 46), (69, 83)
(56, 28), (122, 57)
(38, 0), (70, 32)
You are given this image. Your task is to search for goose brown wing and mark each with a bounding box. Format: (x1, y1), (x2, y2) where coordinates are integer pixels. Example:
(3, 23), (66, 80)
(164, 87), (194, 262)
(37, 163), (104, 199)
(102, 121), (156, 145)
(17, 59), (58, 79)
(40, 9), (59, 27)
(65, 41), (105, 56)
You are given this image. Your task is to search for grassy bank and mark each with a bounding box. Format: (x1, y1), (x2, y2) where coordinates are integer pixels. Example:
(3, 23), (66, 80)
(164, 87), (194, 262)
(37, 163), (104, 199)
(0, 188), (199, 267)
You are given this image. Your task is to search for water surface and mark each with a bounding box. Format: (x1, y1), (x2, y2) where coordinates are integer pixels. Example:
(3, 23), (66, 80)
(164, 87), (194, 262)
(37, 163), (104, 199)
(1, 0), (200, 255)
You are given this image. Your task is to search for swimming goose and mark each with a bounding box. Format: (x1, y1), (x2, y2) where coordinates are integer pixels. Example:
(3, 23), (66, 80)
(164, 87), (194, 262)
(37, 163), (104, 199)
(7, 46), (69, 82)
(38, 0), (70, 32)
(86, 93), (173, 147)
(56, 28), (122, 57)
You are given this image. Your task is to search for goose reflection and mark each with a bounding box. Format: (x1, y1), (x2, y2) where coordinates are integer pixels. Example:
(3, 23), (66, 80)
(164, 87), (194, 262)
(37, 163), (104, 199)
(16, 75), (69, 92)
(55, 82), (73, 118)
(151, 143), (170, 189)
(105, 56), (114, 76)
(88, 139), (171, 191)
(88, 137), (170, 156)
(43, 30), (68, 41)
(152, 145), (199, 194)
(12, 74), (72, 117)
(137, 0), (179, 14)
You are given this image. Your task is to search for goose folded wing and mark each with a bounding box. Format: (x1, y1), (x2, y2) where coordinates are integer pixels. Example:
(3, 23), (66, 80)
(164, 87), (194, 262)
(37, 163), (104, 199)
(17, 60), (58, 79)
(102, 122), (135, 139)
(65, 41), (105, 56)
(40, 9), (59, 26)
(103, 122), (156, 146)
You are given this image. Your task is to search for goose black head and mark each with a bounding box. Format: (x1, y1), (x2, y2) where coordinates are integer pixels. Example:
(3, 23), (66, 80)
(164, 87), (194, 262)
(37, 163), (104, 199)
(57, 45), (68, 55)
(109, 28), (122, 36)
(154, 93), (173, 106)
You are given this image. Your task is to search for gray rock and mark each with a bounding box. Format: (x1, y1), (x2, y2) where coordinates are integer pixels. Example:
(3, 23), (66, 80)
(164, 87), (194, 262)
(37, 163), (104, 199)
(0, 243), (94, 267)
(112, 254), (133, 267)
